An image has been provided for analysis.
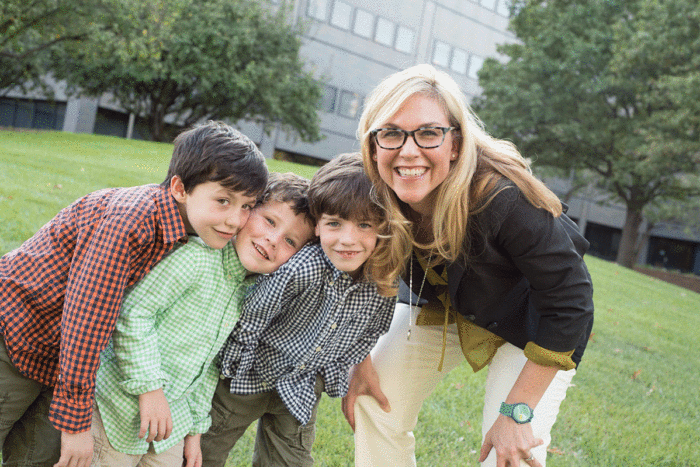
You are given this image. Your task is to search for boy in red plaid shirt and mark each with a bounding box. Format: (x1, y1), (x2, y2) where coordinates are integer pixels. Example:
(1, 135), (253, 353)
(0, 121), (268, 466)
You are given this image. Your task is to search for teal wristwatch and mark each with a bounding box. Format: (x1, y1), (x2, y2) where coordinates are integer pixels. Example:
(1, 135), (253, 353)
(499, 402), (534, 424)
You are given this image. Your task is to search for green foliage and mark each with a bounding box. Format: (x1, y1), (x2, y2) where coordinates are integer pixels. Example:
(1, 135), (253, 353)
(0, 0), (99, 93)
(2, 130), (699, 466)
(474, 0), (700, 267)
(51, 0), (323, 143)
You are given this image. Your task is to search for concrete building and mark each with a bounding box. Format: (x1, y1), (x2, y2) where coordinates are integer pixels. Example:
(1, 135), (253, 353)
(1, 0), (698, 274)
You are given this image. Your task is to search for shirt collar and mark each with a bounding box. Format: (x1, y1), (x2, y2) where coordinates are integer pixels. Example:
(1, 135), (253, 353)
(316, 244), (361, 286)
(153, 184), (188, 244)
(222, 240), (250, 283)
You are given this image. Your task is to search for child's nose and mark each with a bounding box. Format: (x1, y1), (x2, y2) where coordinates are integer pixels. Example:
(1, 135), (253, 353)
(339, 226), (356, 243)
(265, 231), (281, 248)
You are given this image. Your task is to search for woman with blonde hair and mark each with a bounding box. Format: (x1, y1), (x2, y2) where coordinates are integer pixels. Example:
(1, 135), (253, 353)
(341, 64), (594, 467)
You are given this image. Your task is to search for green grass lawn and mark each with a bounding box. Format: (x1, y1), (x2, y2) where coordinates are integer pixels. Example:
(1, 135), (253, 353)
(1, 130), (698, 466)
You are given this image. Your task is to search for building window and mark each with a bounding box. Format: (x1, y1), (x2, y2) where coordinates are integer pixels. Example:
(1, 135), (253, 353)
(451, 48), (469, 74)
(374, 17), (396, 47)
(481, 0), (498, 10)
(330, 1), (352, 29)
(496, 0), (511, 16)
(338, 91), (362, 118)
(395, 26), (414, 53)
(353, 9), (374, 38)
(467, 55), (484, 80)
(320, 85), (337, 113)
(432, 40), (451, 68)
(307, 0), (329, 21)
(0, 98), (65, 131)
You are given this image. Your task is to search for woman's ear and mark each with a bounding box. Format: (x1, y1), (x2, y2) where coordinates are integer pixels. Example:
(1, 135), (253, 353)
(451, 131), (462, 158)
(170, 176), (187, 203)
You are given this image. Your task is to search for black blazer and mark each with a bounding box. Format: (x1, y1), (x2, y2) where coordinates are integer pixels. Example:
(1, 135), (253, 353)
(400, 184), (594, 366)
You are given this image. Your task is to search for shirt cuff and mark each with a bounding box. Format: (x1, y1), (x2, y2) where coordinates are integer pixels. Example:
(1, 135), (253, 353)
(523, 342), (576, 371)
(118, 376), (168, 395)
(49, 384), (94, 433)
(189, 415), (212, 435)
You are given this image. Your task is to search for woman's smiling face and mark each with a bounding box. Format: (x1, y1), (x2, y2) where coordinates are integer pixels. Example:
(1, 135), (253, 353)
(373, 93), (457, 216)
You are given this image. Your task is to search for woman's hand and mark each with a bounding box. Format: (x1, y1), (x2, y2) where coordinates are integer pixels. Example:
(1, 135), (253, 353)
(479, 360), (557, 466)
(479, 416), (543, 467)
(341, 355), (390, 431)
(138, 388), (173, 442)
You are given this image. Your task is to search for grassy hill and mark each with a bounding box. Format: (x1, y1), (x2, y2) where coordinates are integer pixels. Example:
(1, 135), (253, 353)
(1, 129), (698, 466)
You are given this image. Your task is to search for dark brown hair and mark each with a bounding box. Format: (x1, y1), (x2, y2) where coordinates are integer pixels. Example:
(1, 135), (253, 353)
(308, 152), (383, 223)
(258, 172), (312, 223)
(161, 120), (268, 197)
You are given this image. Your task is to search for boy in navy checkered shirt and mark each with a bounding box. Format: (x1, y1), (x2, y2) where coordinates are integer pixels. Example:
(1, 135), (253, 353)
(201, 153), (404, 466)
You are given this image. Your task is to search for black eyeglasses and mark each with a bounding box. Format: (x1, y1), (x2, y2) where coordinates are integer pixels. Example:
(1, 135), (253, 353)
(370, 126), (458, 150)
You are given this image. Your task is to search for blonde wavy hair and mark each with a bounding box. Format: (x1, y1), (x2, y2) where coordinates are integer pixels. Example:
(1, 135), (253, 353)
(358, 64), (562, 264)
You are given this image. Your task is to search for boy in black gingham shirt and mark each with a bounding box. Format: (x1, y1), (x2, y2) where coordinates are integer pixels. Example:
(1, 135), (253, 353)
(201, 153), (402, 466)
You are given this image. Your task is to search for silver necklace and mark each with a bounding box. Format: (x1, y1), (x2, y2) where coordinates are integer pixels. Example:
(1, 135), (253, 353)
(407, 250), (432, 340)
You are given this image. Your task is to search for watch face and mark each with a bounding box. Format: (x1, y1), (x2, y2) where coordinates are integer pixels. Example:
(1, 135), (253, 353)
(512, 404), (532, 422)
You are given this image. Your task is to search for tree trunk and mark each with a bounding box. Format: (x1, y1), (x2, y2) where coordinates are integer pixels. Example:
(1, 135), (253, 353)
(616, 208), (644, 268)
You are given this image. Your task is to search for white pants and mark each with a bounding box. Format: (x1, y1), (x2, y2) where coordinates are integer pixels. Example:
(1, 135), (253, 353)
(353, 303), (575, 467)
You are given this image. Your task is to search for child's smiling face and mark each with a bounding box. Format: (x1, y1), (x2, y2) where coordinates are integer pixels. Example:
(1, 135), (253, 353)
(171, 177), (257, 249)
(234, 200), (315, 275)
(315, 214), (378, 279)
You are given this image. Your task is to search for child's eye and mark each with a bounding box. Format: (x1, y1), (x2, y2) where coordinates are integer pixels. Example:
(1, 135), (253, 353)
(359, 222), (373, 229)
(218, 198), (230, 205)
(326, 221), (340, 227)
(265, 217), (275, 227)
(285, 238), (296, 248)
(242, 204), (253, 211)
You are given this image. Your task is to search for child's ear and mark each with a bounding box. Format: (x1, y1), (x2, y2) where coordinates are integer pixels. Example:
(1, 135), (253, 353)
(315, 223), (321, 238)
(170, 176), (187, 203)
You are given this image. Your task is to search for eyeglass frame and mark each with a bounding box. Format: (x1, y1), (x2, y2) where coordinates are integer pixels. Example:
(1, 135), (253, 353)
(370, 126), (459, 150)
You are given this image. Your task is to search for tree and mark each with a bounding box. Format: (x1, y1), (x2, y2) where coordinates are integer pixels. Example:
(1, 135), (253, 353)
(52, 0), (322, 143)
(0, 0), (98, 95)
(473, 0), (700, 268)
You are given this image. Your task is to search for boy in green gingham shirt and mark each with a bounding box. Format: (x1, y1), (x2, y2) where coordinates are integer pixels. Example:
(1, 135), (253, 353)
(92, 172), (315, 465)
(94, 236), (252, 457)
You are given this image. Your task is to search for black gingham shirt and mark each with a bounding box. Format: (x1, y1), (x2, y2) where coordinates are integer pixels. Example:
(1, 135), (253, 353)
(218, 243), (395, 425)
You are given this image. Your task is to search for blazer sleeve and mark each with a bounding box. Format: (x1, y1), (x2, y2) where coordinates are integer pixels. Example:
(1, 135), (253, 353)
(487, 187), (594, 354)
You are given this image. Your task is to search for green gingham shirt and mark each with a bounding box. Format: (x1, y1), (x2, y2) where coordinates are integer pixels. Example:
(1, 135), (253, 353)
(95, 236), (254, 454)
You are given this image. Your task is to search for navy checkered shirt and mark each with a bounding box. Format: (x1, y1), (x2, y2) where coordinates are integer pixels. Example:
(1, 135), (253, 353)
(218, 243), (396, 425)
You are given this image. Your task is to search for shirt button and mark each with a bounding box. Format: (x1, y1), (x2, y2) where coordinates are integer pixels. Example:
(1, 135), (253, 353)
(299, 364), (306, 370)
(219, 374), (226, 380)
(330, 323), (337, 329)
(261, 381), (268, 388)
(328, 280), (334, 286)
(315, 346), (322, 352)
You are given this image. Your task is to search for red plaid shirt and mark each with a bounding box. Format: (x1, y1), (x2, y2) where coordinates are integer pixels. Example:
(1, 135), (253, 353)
(0, 184), (187, 433)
